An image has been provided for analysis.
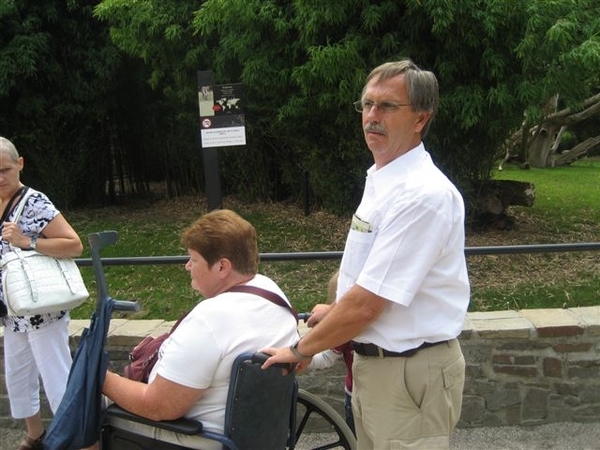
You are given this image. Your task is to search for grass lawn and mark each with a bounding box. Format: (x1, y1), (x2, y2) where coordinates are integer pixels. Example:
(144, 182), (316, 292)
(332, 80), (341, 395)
(67, 157), (600, 320)
(467, 157), (600, 312)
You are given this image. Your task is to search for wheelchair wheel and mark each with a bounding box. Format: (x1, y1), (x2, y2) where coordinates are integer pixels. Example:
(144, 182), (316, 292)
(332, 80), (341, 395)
(293, 389), (357, 450)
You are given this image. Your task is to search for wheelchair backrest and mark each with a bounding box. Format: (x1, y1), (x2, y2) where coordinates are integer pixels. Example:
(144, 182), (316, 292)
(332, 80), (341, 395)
(224, 352), (297, 449)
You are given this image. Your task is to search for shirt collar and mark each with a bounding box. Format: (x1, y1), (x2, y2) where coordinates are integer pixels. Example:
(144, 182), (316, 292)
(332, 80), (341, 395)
(367, 143), (427, 189)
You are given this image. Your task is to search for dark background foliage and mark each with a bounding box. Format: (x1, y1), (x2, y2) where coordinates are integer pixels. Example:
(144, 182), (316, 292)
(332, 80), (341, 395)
(1, 0), (598, 216)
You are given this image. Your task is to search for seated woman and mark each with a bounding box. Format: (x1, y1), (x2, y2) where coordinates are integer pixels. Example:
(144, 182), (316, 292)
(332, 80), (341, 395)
(102, 209), (299, 448)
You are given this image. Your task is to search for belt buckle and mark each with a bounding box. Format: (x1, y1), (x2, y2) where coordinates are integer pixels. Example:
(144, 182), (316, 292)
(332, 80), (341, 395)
(377, 346), (384, 358)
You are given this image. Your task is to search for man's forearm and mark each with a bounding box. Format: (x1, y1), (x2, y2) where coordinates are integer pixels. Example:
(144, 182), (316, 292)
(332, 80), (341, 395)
(296, 285), (386, 357)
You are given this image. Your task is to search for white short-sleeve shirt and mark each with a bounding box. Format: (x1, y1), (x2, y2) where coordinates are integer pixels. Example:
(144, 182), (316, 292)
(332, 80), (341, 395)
(149, 274), (299, 433)
(337, 144), (470, 352)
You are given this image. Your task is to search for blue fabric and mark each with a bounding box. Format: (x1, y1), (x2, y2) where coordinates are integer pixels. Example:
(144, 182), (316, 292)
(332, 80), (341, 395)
(43, 298), (115, 450)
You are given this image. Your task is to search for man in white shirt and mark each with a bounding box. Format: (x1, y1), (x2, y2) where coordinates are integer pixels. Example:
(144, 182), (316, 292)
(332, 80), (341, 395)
(262, 59), (470, 449)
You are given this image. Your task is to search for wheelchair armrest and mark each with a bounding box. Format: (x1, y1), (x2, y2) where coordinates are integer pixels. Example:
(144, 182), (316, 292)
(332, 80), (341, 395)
(106, 403), (203, 435)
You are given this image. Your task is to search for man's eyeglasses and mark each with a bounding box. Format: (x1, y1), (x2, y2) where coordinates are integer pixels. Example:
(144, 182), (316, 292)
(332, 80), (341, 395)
(353, 100), (412, 113)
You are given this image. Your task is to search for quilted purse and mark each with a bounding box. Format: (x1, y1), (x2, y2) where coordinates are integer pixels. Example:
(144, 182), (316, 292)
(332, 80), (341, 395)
(0, 188), (89, 316)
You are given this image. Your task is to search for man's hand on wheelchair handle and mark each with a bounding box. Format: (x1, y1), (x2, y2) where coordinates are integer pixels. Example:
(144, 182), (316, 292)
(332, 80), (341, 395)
(259, 345), (313, 372)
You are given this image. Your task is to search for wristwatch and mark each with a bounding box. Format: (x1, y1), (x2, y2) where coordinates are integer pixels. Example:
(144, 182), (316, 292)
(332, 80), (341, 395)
(290, 339), (312, 360)
(29, 236), (38, 250)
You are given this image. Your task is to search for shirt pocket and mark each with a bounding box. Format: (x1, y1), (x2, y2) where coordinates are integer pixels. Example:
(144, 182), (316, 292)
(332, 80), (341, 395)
(342, 228), (377, 280)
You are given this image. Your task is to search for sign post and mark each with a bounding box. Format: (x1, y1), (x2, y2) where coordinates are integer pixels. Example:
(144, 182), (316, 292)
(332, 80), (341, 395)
(197, 70), (246, 211)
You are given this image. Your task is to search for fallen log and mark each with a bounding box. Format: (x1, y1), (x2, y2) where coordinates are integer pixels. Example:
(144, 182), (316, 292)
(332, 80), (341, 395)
(469, 179), (535, 230)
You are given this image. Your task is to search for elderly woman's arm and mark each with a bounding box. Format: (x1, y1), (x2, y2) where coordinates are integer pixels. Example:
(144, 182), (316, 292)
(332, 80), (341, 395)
(2, 213), (83, 258)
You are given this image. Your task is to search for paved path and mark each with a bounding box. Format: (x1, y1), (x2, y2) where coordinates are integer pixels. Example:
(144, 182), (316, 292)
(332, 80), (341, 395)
(2, 421), (600, 449)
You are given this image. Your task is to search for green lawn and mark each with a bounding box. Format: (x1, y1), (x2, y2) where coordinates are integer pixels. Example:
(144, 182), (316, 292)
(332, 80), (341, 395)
(68, 157), (600, 320)
(467, 157), (600, 312)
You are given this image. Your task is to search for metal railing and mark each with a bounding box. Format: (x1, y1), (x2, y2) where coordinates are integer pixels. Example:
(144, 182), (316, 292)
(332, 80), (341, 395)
(74, 242), (600, 267)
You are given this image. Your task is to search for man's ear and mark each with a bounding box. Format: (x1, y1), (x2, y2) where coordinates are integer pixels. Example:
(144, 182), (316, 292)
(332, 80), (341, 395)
(414, 111), (431, 135)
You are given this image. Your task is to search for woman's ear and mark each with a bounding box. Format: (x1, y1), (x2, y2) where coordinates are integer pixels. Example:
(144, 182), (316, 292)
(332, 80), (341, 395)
(218, 257), (232, 276)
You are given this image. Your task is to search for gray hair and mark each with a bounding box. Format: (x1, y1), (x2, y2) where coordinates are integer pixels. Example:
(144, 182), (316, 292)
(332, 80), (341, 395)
(0, 137), (20, 163)
(363, 59), (439, 137)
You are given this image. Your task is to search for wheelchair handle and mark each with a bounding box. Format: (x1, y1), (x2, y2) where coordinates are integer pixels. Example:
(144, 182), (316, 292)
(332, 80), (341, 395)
(297, 312), (311, 323)
(252, 352), (296, 373)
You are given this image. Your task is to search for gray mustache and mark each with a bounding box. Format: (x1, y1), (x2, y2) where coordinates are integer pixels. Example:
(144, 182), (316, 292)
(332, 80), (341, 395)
(364, 123), (386, 134)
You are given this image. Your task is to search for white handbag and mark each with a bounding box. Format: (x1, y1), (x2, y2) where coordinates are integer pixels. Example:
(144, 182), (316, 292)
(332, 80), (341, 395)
(0, 188), (89, 316)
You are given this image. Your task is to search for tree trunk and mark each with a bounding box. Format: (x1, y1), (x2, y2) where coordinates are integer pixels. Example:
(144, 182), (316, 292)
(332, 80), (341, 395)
(501, 93), (600, 169)
(554, 135), (600, 166)
(528, 95), (559, 168)
(528, 122), (559, 168)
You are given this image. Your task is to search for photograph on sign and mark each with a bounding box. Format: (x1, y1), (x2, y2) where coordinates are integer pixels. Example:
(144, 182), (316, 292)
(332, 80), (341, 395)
(198, 85), (214, 117)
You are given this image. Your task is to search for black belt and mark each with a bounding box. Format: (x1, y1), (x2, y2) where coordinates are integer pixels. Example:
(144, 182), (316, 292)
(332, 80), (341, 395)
(352, 340), (448, 358)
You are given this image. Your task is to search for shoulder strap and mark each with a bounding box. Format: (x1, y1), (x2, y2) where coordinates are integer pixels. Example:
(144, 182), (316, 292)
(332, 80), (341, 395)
(169, 285), (299, 333)
(1, 186), (29, 224)
(227, 285), (299, 323)
(169, 310), (192, 334)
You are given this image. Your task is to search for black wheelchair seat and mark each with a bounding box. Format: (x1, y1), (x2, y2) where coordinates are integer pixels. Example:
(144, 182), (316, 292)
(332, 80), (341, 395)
(101, 352), (297, 450)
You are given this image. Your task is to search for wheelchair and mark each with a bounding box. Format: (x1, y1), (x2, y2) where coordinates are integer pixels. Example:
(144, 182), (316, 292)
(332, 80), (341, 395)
(101, 352), (297, 450)
(90, 231), (357, 450)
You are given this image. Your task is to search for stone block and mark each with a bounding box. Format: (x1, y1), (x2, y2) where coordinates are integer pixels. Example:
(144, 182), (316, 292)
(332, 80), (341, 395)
(486, 388), (521, 411)
(493, 365), (538, 378)
(505, 403), (522, 424)
(566, 363), (600, 379)
(520, 308), (584, 338)
(568, 306), (600, 336)
(548, 393), (580, 408)
(543, 357), (562, 377)
(461, 343), (493, 363)
(580, 385), (600, 402)
(573, 405), (600, 422)
(469, 311), (533, 339)
(552, 342), (593, 353)
(522, 387), (550, 420)
(459, 395), (485, 423)
(481, 412), (504, 427)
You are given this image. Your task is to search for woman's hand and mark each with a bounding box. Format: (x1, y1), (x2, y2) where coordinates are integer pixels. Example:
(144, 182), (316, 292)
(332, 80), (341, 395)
(1, 222), (31, 249)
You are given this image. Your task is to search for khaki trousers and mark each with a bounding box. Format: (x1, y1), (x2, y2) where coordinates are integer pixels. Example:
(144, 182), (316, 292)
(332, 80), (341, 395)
(352, 339), (465, 449)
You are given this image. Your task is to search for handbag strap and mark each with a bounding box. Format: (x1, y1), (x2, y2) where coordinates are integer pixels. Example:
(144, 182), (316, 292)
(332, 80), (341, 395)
(0, 186), (29, 224)
(2, 187), (33, 251)
(167, 285), (298, 335)
(168, 310), (191, 334)
(227, 284), (299, 323)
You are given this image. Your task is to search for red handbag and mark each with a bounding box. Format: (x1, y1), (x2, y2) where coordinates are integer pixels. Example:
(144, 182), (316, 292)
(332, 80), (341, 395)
(123, 312), (189, 382)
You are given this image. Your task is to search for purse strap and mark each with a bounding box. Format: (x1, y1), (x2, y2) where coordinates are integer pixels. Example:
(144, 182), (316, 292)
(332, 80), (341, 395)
(227, 284), (299, 323)
(0, 186), (30, 224)
(168, 310), (192, 334)
(2, 187), (33, 250)
(167, 284), (298, 335)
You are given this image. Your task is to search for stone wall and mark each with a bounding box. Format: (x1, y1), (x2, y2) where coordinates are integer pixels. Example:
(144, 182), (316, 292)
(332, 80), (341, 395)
(1, 306), (599, 429)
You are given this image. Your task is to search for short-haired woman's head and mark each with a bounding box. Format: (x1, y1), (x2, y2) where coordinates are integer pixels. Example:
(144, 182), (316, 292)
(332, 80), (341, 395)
(181, 209), (259, 275)
(0, 137), (21, 163)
